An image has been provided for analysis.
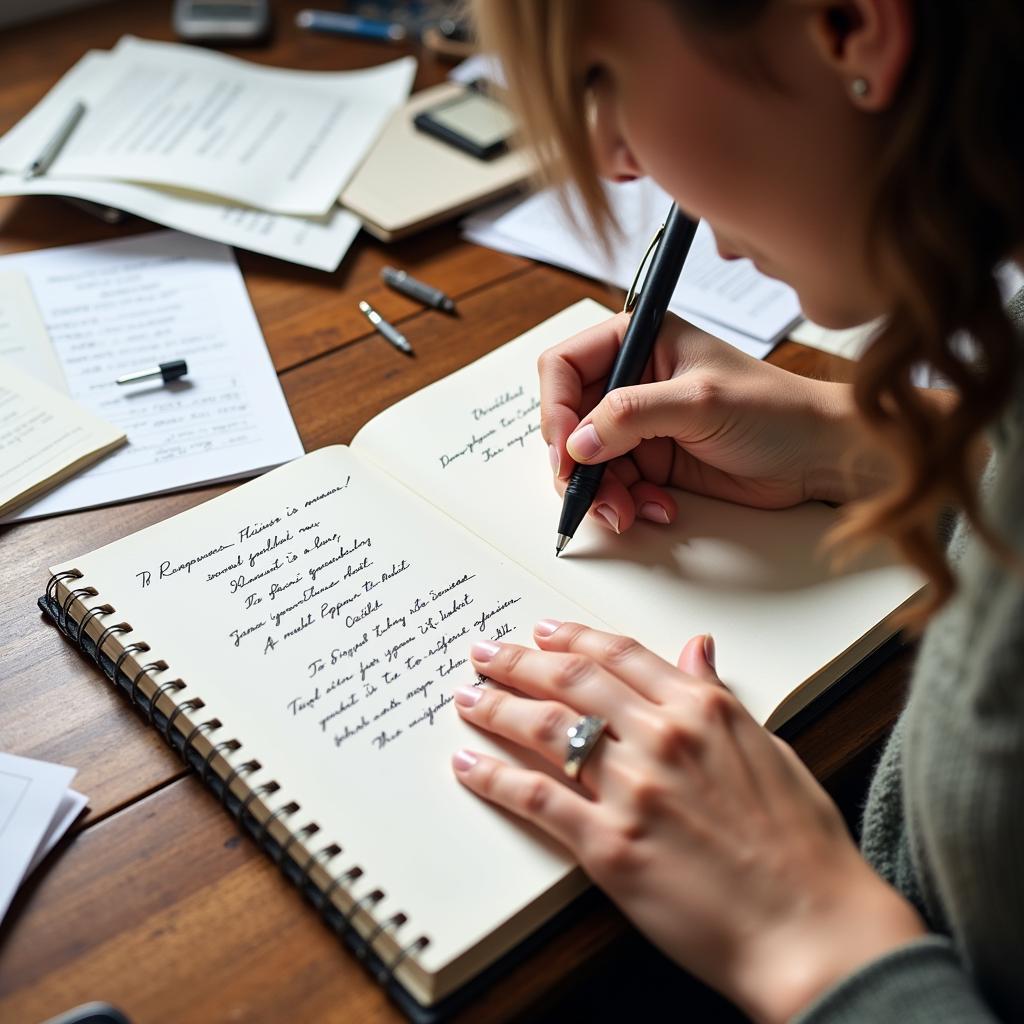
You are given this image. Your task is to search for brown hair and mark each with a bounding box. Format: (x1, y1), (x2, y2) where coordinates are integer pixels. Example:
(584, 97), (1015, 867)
(473, 0), (1024, 619)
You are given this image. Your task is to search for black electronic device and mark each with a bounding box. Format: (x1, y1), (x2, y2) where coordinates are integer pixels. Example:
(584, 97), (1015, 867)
(412, 83), (515, 161)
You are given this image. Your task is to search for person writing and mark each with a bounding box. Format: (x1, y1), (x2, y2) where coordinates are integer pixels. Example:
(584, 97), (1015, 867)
(449, 1), (1024, 1021)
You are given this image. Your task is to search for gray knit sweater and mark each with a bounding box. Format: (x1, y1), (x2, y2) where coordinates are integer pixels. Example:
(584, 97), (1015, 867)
(797, 289), (1024, 1022)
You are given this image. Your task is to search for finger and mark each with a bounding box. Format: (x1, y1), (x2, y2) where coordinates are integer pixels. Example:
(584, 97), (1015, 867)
(565, 376), (715, 466)
(469, 639), (647, 724)
(452, 750), (593, 852)
(676, 633), (719, 683)
(531, 621), (680, 705)
(538, 313), (631, 473)
(453, 686), (615, 792)
(628, 479), (677, 526)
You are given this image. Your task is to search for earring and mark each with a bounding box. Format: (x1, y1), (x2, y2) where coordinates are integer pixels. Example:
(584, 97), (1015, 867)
(851, 77), (870, 98)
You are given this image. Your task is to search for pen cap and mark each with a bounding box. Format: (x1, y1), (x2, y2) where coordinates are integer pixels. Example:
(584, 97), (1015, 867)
(160, 359), (188, 382)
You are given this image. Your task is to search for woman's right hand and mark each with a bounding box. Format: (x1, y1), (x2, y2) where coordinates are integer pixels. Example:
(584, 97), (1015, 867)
(540, 311), (869, 533)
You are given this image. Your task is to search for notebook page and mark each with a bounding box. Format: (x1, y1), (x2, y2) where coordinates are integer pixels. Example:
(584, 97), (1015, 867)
(53, 446), (600, 983)
(352, 300), (922, 725)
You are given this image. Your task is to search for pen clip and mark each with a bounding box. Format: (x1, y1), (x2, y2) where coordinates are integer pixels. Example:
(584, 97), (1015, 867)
(623, 221), (666, 313)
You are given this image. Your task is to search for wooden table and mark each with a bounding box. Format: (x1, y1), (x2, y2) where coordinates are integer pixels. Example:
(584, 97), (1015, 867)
(0, 4), (913, 1021)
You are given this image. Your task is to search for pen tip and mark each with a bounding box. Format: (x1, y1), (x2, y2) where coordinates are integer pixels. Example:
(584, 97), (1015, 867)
(555, 534), (570, 557)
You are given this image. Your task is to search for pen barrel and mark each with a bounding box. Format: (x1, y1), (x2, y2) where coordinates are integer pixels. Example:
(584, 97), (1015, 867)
(556, 463), (606, 539)
(378, 320), (412, 353)
(382, 268), (451, 310)
(605, 205), (698, 393)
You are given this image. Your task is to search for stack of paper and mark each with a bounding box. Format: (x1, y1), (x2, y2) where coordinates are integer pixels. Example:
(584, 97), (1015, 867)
(0, 36), (417, 271)
(463, 178), (803, 358)
(0, 752), (87, 923)
(0, 230), (304, 523)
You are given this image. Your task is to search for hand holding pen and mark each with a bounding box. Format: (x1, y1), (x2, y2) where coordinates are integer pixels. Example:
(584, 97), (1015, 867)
(554, 204), (698, 555)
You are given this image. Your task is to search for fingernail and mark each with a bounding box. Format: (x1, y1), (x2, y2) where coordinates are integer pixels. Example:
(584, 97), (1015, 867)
(453, 750), (478, 772)
(454, 686), (482, 707)
(534, 618), (561, 637)
(567, 423), (603, 461)
(548, 444), (560, 475)
(704, 634), (716, 670)
(471, 640), (501, 662)
(639, 502), (670, 524)
(594, 504), (619, 533)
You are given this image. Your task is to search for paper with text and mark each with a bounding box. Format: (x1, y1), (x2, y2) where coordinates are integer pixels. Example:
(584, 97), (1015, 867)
(56, 445), (599, 976)
(463, 179), (803, 353)
(353, 300), (922, 725)
(0, 230), (302, 522)
(0, 38), (416, 217)
(0, 271), (67, 392)
(0, 360), (125, 516)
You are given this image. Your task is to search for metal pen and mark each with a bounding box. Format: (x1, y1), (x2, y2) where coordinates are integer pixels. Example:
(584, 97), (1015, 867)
(555, 204), (698, 556)
(381, 266), (456, 313)
(359, 301), (413, 356)
(26, 101), (86, 179)
(295, 10), (407, 41)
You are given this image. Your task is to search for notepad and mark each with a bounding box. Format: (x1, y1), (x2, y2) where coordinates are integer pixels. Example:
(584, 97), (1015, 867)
(0, 360), (124, 517)
(42, 299), (920, 1016)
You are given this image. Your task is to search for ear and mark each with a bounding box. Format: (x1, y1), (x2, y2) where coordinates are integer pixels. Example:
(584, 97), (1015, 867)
(806, 0), (914, 111)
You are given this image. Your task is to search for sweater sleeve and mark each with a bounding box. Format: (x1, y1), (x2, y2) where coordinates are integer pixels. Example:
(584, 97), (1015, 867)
(793, 937), (1000, 1024)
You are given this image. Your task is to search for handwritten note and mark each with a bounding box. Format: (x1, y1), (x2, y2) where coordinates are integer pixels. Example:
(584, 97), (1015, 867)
(122, 463), (544, 760)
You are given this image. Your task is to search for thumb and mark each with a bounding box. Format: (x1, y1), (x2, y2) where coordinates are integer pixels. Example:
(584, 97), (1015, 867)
(565, 378), (696, 464)
(676, 633), (719, 683)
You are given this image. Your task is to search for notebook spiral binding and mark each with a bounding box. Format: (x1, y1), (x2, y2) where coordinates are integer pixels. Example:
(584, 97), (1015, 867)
(40, 570), (436, 1019)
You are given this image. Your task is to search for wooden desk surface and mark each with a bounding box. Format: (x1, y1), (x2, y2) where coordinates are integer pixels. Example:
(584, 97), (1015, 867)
(0, 4), (912, 1021)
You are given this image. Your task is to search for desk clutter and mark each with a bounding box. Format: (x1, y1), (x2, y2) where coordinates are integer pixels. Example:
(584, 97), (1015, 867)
(0, 36), (416, 270)
(0, 230), (302, 522)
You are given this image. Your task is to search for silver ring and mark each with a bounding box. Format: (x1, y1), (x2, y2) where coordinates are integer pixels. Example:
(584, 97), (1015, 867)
(563, 714), (607, 780)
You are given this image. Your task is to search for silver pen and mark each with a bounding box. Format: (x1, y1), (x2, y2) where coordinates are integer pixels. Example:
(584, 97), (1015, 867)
(359, 300), (413, 356)
(26, 101), (86, 179)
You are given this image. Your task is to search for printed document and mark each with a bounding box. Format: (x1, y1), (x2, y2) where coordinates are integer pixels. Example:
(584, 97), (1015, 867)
(0, 230), (303, 522)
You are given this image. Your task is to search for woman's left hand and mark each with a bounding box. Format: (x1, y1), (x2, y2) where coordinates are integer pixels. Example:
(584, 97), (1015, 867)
(452, 621), (925, 1024)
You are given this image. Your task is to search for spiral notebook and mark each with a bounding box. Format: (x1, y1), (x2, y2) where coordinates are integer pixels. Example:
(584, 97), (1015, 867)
(39, 300), (922, 1019)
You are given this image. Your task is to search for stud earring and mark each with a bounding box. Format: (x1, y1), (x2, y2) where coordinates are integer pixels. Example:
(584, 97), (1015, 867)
(851, 77), (870, 98)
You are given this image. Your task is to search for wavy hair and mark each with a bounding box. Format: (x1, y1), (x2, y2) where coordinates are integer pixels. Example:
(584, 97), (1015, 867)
(473, 0), (1024, 621)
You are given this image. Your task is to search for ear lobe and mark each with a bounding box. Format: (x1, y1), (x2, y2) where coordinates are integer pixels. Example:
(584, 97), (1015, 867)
(808, 0), (914, 111)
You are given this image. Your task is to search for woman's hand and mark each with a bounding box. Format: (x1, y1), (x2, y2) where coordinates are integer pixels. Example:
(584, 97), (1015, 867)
(452, 623), (925, 1024)
(539, 312), (875, 534)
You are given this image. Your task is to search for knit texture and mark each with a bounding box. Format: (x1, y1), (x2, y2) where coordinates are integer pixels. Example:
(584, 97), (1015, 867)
(797, 287), (1024, 1023)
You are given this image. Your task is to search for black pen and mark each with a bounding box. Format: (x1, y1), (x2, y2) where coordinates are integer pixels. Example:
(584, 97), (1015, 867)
(555, 204), (698, 556)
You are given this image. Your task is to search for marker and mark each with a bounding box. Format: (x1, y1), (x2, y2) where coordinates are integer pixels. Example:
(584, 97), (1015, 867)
(381, 267), (456, 313)
(359, 301), (413, 356)
(116, 359), (189, 386)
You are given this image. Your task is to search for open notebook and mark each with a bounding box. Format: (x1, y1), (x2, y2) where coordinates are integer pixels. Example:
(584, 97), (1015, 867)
(41, 300), (921, 1019)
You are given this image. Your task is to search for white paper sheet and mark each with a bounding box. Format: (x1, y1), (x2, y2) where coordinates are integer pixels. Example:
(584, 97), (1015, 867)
(0, 38), (417, 217)
(0, 752), (76, 921)
(463, 178), (803, 354)
(0, 230), (303, 522)
(0, 270), (67, 391)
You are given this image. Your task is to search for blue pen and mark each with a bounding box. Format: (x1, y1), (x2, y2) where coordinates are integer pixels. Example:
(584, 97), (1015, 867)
(295, 9), (407, 42)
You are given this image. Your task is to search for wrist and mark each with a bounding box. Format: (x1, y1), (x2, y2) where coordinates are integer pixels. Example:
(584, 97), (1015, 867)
(730, 868), (927, 1024)
(803, 381), (891, 505)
